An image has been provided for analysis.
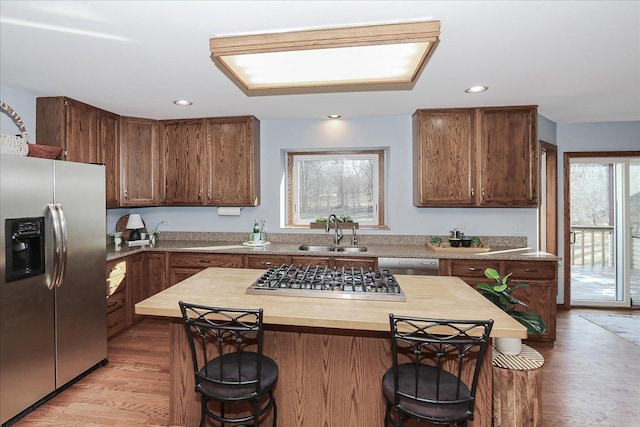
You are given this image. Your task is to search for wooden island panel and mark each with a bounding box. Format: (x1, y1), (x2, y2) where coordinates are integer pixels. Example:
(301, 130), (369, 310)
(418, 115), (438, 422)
(137, 268), (526, 427)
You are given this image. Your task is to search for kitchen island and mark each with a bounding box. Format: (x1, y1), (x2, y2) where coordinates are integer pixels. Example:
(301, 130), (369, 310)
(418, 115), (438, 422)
(136, 267), (527, 427)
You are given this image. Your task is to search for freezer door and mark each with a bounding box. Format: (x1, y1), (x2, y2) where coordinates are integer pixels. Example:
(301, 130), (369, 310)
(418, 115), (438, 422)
(0, 156), (56, 424)
(54, 161), (107, 386)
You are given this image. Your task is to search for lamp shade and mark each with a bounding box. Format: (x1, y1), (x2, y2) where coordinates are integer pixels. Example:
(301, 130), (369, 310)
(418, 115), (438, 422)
(126, 214), (144, 230)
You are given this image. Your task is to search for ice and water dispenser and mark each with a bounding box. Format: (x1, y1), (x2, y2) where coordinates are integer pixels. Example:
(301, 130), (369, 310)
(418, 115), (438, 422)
(5, 217), (45, 282)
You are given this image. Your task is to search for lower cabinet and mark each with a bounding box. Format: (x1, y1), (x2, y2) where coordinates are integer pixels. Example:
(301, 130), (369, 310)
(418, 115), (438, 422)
(129, 252), (167, 325)
(168, 253), (244, 286)
(440, 259), (557, 344)
(106, 259), (128, 338)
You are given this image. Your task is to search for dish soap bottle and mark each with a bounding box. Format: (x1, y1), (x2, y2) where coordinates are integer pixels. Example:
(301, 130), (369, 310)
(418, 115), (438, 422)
(252, 219), (261, 243)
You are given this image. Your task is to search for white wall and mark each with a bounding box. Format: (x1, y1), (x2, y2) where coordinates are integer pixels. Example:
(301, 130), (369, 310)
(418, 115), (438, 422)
(1, 86), (37, 140)
(555, 121), (640, 303)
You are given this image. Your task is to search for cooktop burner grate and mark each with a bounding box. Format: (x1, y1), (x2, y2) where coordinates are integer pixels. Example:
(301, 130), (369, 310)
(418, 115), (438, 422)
(246, 264), (406, 302)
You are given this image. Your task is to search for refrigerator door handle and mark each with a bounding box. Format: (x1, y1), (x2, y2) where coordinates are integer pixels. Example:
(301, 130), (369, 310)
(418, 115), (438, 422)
(47, 203), (67, 289)
(55, 203), (68, 288)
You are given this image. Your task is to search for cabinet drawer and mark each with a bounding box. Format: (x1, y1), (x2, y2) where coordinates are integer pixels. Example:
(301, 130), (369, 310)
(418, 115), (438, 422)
(505, 261), (556, 280)
(169, 253), (244, 268)
(106, 290), (126, 314)
(106, 259), (126, 279)
(107, 306), (127, 338)
(246, 255), (289, 269)
(450, 260), (500, 277)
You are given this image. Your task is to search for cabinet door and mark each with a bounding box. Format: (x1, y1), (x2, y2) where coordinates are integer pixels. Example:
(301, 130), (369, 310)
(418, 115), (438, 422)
(98, 110), (120, 207)
(120, 117), (161, 206)
(477, 106), (538, 206)
(162, 120), (205, 205)
(413, 109), (476, 206)
(145, 252), (167, 296)
(127, 253), (145, 325)
(35, 96), (98, 163)
(65, 98), (98, 163)
(205, 117), (260, 206)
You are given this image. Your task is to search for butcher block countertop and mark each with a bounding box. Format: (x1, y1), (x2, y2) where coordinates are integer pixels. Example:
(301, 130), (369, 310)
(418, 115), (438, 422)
(135, 267), (527, 339)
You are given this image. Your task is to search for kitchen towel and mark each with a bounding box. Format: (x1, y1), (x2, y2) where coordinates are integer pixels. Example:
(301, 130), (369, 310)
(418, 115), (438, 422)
(217, 207), (242, 216)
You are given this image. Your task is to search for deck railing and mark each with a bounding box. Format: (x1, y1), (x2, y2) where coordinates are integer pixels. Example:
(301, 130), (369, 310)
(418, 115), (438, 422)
(570, 226), (614, 267)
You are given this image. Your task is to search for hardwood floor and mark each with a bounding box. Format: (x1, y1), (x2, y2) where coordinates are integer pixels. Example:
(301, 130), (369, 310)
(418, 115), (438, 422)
(10, 309), (640, 427)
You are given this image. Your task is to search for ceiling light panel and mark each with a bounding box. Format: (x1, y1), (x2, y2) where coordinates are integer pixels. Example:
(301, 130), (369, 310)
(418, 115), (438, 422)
(209, 20), (440, 94)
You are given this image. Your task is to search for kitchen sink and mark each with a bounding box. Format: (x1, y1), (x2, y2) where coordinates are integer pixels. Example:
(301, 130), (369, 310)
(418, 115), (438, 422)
(298, 245), (367, 252)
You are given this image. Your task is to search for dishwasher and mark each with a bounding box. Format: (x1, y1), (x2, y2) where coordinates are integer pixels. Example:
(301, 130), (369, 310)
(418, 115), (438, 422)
(378, 257), (440, 276)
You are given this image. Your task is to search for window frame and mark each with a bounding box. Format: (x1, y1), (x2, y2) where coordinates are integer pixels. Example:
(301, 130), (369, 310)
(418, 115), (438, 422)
(285, 149), (387, 229)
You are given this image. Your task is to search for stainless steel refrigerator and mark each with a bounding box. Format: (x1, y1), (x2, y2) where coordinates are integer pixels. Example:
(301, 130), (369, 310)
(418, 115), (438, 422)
(1, 155), (107, 424)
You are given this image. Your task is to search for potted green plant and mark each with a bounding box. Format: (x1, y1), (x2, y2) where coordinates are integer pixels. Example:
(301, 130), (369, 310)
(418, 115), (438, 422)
(476, 268), (547, 355)
(429, 236), (442, 247)
(470, 236), (482, 247)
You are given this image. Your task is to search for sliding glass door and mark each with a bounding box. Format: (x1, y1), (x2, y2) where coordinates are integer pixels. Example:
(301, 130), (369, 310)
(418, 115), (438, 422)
(568, 156), (639, 307)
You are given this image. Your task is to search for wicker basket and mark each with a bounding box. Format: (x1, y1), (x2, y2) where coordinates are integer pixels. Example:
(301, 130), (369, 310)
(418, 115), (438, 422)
(1, 100), (30, 156)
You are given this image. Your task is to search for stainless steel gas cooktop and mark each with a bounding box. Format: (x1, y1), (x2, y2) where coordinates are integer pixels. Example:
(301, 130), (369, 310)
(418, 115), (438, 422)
(246, 264), (406, 302)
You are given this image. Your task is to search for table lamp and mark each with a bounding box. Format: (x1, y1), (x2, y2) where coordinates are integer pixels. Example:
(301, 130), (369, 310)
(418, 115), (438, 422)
(126, 214), (144, 241)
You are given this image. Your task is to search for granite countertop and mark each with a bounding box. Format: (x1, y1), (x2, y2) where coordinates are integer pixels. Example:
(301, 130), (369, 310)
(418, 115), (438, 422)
(107, 238), (561, 262)
(135, 267), (527, 338)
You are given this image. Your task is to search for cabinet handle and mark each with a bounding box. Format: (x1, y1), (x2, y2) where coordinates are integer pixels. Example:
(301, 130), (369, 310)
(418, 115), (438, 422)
(107, 300), (118, 308)
(124, 190), (128, 200)
(261, 262), (272, 266)
(481, 188), (486, 197)
(468, 267), (477, 271)
(471, 188), (475, 197)
(199, 259), (210, 264)
(524, 268), (537, 272)
(198, 189), (202, 199)
(108, 320), (120, 329)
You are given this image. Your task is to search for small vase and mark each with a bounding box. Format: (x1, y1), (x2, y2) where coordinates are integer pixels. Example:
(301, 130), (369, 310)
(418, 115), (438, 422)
(495, 337), (522, 356)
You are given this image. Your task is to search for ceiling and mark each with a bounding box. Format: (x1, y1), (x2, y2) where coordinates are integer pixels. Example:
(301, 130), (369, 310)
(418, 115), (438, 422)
(1, 1), (639, 123)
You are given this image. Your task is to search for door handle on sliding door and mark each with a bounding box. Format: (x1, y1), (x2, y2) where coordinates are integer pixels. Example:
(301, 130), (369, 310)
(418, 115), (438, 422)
(569, 230), (576, 244)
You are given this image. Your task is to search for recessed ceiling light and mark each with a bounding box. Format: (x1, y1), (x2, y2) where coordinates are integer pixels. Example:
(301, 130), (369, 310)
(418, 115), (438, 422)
(209, 20), (441, 94)
(328, 114), (342, 119)
(173, 99), (193, 106)
(464, 86), (488, 94)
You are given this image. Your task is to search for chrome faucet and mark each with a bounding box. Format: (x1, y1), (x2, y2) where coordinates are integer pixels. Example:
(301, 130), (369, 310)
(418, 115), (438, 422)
(326, 214), (343, 245)
(351, 225), (358, 245)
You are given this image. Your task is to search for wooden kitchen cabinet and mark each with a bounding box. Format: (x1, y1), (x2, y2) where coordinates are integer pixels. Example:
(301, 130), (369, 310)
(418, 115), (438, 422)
(246, 254), (290, 269)
(161, 116), (261, 206)
(128, 252), (167, 325)
(413, 105), (538, 207)
(205, 116), (260, 206)
(477, 106), (538, 206)
(120, 117), (162, 206)
(106, 259), (128, 339)
(162, 119), (206, 205)
(98, 110), (120, 207)
(413, 109), (476, 206)
(440, 258), (557, 344)
(36, 96), (120, 206)
(168, 253), (244, 286)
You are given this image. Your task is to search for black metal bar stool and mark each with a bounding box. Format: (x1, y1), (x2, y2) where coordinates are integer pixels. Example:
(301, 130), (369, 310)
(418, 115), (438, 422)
(179, 301), (278, 426)
(382, 314), (494, 427)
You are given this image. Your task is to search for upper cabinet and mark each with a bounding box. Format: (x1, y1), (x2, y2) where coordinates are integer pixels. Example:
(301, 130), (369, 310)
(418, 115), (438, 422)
(162, 116), (260, 206)
(120, 117), (161, 206)
(36, 96), (119, 206)
(98, 110), (120, 207)
(161, 119), (206, 205)
(413, 105), (538, 207)
(205, 116), (260, 206)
